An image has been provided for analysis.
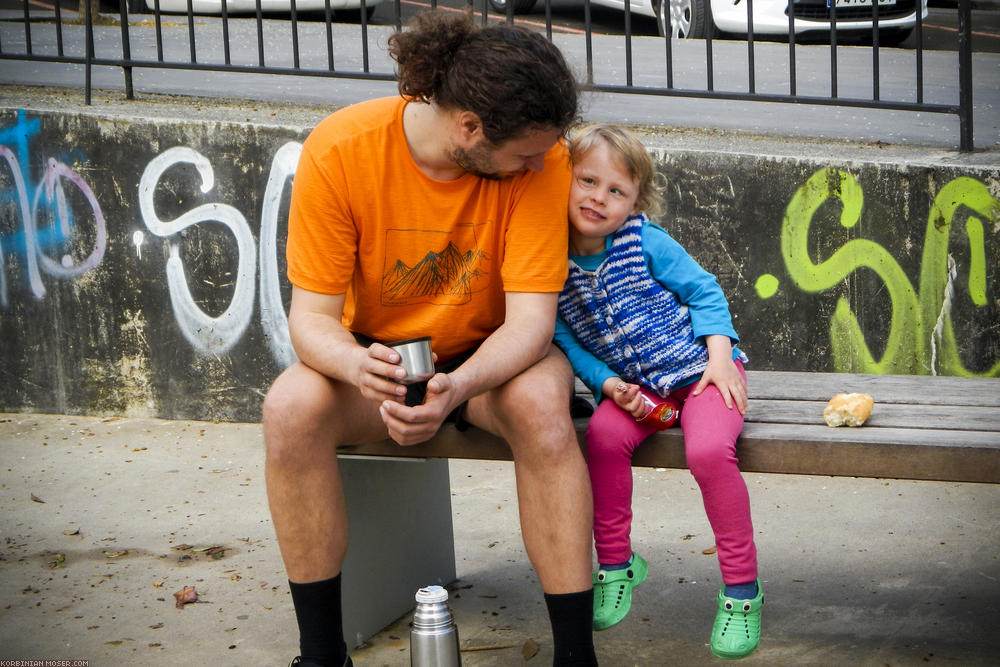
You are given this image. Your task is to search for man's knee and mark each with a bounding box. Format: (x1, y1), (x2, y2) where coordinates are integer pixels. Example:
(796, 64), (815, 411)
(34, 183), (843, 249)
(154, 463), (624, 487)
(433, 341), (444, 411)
(262, 363), (335, 463)
(500, 379), (579, 461)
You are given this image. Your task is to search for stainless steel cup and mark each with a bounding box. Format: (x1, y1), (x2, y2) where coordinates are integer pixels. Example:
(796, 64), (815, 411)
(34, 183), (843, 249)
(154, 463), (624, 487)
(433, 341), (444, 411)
(389, 336), (434, 384)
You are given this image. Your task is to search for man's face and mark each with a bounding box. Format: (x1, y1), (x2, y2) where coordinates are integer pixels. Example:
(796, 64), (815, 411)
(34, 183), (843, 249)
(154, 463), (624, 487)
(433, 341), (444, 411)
(452, 127), (563, 180)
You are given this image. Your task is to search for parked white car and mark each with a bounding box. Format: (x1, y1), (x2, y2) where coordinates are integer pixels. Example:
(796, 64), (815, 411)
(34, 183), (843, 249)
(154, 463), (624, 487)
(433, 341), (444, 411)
(489, 0), (927, 44)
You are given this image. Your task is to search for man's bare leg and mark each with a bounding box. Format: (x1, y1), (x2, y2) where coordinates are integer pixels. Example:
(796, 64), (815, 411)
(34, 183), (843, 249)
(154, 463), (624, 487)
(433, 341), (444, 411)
(465, 347), (596, 664)
(262, 361), (387, 666)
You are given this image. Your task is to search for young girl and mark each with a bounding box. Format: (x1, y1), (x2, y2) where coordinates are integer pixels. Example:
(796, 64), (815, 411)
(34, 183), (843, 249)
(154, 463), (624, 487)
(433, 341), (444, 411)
(554, 125), (763, 660)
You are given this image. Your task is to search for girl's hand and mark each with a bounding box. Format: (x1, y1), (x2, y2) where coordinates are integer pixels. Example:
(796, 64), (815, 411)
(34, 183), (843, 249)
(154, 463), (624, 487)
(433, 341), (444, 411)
(602, 378), (648, 419)
(692, 357), (747, 414)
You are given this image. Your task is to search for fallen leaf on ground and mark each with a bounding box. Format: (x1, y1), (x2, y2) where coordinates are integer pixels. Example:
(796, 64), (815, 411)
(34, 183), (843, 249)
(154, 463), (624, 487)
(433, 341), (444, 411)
(48, 553), (66, 568)
(173, 586), (199, 609)
(153, 581), (163, 588)
(30, 494), (45, 503)
(104, 549), (129, 558)
(522, 638), (539, 660)
(702, 546), (717, 555)
(63, 528), (81, 536)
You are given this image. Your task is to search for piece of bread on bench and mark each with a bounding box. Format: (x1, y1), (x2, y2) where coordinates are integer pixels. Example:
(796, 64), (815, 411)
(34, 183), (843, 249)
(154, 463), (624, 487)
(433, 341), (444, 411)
(823, 393), (874, 427)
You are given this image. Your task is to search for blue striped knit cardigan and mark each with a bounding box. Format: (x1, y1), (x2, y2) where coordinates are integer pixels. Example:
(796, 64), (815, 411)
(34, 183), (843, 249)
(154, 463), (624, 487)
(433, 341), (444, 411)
(557, 214), (711, 396)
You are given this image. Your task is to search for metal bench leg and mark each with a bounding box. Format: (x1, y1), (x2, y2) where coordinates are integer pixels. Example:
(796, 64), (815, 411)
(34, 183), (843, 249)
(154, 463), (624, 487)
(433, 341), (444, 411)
(338, 456), (457, 649)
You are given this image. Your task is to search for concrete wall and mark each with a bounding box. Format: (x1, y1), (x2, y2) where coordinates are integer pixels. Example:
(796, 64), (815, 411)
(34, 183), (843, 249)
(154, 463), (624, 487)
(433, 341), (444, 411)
(2, 104), (998, 422)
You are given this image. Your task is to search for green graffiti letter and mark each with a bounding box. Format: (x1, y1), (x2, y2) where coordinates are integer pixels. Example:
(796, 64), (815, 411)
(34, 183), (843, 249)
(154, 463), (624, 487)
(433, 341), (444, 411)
(781, 169), (922, 374)
(919, 177), (1000, 376)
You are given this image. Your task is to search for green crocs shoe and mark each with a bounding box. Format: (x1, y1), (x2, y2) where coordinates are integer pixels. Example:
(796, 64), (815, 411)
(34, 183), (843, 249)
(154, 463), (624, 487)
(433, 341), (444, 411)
(592, 553), (649, 631)
(710, 580), (763, 660)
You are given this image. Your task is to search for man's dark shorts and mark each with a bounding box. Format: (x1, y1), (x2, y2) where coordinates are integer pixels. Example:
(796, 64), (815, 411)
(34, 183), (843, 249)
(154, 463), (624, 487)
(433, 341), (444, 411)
(352, 332), (476, 431)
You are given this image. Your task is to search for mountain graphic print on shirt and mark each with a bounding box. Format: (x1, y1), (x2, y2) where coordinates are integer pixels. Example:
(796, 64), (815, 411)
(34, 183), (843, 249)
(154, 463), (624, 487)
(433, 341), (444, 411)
(381, 223), (489, 307)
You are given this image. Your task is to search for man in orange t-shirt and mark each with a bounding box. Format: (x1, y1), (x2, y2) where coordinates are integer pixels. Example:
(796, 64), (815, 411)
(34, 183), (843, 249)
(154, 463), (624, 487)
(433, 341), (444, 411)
(264, 11), (597, 667)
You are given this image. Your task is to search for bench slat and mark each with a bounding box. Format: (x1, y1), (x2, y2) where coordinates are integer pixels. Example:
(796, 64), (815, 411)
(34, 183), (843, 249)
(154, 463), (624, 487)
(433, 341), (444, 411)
(746, 400), (1000, 432)
(733, 423), (1000, 483)
(740, 422), (1000, 448)
(745, 371), (1000, 407)
(626, 423), (999, 482)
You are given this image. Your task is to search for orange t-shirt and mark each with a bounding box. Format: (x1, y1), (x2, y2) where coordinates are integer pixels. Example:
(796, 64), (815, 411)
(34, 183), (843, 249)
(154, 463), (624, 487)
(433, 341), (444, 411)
(287, 97), (571, 361)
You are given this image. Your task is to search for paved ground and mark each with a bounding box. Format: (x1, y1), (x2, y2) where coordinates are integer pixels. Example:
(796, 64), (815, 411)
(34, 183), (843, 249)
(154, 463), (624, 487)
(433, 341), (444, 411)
(1, 411), (999, 666)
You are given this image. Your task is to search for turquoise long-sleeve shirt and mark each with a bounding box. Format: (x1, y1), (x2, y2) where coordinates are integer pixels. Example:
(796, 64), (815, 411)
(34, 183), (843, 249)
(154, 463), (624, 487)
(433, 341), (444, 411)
(554, 221), (744, 403)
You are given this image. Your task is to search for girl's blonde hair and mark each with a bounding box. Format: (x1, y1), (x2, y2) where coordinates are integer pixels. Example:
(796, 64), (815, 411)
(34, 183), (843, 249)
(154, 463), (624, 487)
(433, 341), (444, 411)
(566, 124), (663, 219)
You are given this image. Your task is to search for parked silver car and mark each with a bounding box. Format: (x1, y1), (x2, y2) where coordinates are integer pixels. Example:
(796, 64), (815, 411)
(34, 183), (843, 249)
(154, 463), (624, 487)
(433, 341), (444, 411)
(489, 0), (927, 44)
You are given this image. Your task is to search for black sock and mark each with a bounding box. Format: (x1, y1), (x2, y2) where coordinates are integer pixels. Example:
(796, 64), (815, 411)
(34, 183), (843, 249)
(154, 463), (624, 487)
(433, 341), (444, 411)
(289, 575), (347, 667)
(544, 589), (598, 666)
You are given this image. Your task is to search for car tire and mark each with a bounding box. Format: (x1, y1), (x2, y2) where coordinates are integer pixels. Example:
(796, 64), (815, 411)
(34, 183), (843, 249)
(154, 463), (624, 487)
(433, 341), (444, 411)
(488, 0), (538, 14)
(656, 0), (714, 39)
(337, 3), (377, 22)
(877, 27), (914, 47)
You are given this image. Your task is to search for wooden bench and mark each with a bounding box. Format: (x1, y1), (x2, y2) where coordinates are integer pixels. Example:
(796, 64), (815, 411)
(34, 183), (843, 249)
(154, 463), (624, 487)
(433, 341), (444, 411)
(334, 370), (1000, 648)
(342, 370), (1000, 484)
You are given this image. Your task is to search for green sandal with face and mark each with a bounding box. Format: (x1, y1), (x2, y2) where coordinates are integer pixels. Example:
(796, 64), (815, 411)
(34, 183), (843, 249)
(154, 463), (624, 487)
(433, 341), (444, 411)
(710, 580), (763, 660)
(592, 553), (649, 630)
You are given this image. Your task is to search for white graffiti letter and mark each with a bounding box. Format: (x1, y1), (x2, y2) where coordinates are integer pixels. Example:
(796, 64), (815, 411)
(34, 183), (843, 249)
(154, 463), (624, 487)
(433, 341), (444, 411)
(138, 146), (256, 355)
(259, 141), (301, 369)
(34, 157), (108, 282)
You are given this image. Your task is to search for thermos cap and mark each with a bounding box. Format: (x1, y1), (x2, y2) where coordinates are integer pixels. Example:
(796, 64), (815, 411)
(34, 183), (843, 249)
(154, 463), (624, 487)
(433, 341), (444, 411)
(415, 585), (449, 604)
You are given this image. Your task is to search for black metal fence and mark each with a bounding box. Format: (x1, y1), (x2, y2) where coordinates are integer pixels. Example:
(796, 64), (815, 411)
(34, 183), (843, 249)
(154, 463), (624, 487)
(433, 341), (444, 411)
(0, 0), (977, 149)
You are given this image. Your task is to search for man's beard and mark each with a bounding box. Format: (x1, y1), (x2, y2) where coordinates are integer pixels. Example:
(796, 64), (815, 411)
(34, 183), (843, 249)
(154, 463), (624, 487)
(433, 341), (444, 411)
(451, 142), (506, 181)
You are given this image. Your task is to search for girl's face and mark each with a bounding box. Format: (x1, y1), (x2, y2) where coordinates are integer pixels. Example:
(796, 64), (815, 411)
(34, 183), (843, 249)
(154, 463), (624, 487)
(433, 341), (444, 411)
(568, 141), (641, 255)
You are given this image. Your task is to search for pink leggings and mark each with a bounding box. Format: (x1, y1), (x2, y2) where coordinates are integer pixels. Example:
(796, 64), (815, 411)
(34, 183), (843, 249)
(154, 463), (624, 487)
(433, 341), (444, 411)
(586, 361), (757, 584)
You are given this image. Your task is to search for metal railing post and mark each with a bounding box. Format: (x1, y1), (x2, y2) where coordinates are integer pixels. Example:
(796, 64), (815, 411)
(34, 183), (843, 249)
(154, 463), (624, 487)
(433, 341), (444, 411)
(118, 0), (134, 99)
(957, 0), (974, 150)
(85, 0), (93, 105)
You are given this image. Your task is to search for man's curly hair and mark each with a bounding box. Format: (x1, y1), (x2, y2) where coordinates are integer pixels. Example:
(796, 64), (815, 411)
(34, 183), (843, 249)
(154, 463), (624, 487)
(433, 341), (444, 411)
(389, 10), (579, 145)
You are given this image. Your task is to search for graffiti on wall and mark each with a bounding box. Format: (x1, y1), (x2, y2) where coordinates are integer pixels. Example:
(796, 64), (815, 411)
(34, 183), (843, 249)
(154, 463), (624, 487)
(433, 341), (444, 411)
(755, 168), (999, 377)
(1, 110), (300, 370)
(137, 141), (301, 367)
(4, 111), (997, 380)
(0, 110), (107, 309)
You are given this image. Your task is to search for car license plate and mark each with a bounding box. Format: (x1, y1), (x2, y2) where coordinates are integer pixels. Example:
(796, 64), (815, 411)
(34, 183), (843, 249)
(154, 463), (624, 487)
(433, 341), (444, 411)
(827, 0), (896, 6)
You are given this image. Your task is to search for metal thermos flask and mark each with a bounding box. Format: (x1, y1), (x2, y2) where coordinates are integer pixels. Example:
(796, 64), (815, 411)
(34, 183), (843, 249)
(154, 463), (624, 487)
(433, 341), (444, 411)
(410, 585), (461, 667)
